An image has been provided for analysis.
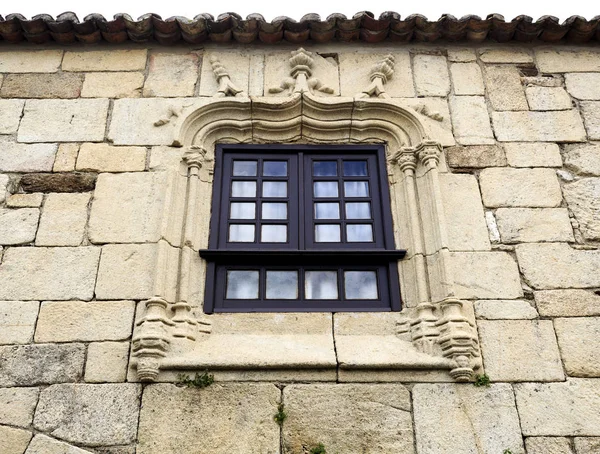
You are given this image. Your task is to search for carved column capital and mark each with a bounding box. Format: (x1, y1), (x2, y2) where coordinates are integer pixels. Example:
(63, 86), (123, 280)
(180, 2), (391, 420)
(416, 141), (443, 168)
(183, 146), (207, 175)
(396, 150), (418, 173)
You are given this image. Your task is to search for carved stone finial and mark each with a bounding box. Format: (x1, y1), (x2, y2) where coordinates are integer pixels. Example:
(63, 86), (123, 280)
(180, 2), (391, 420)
(269, 48), (334, 96)
(357, 54), (395, 99)
(210, 56), (245, 98)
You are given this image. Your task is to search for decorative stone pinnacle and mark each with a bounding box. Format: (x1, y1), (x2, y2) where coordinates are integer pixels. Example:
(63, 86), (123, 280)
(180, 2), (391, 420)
(209, 56), (245, 98)
(357, 54), (395, 99)
(269, 47), (334, 96)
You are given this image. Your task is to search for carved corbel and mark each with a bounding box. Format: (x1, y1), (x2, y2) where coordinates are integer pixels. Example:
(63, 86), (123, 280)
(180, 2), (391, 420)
(210, 56), (245, 98)
(357, 54), (395, 99)
(269, 48), (334, 96)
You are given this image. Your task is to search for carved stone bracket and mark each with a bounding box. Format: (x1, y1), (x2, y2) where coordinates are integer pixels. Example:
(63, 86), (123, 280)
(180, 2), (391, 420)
(269, 48), (334, 96)
(210, 56), (245, 98)
(357, 54), (395, 99)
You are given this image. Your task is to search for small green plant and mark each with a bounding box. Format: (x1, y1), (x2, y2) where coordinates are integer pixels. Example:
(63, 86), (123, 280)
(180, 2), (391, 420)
(177, 371), (214, 388)
(274, 403), (287, 426)
(503, 449), (513, 454)
(309, 443), (327, 454)
(473, 373), (491, 387)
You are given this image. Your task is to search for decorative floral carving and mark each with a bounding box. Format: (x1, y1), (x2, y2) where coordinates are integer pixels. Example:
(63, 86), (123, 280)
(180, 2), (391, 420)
(210, 56), (245, 98)
(269, 48), (334, 96)
(357, 54), (395, 99)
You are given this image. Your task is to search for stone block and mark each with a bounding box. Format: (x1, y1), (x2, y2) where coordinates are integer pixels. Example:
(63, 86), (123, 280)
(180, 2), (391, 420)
(6, 193), (43, 208)
(479, 168), (562, 207)
(18, 99), (109, 143)
(0, 425), (32, 454)
(525, 437), (574, 454)
(536, 49), (600, 73)
(504, 142), (562, 167)
(479, 48), (533, 63)
(144, 53), (199, 97)
(580, 102), (600, 140)
(495, 208), (574, 243)
(201, 51), (251, 96)
(53, 143), (79, 172)
(36, 193), (90, 246)
(535, 290), (600, 317)
(565, 73), (600, 100)
(0, 99), (25, 134)
(76, 143), (146, 172)
(449, 96), (495, 145)
(0, 343), (84, 386)
(413, 54), (450, 97)
(399, 98), (455, 147)
(62, 50), (147, 72)
(0, 143), (57, 172)
(450, 62), (484, 95)
(34, 383), (141, 446)
(447, 48), (476, 62)
(85, 342), (130, 383)
(283, 384), (414, 454)
(0, 174), (8, 203)
(249, 54), (265, 96)
(0, 301), (40, 344)
(138, 383), (279, 454)
(82, 72), (144, 98)
(445, 144), (506, 168)
(492, 110), (586, 142)
(0, 208), (39, 245)
(20, 173), (96, 193)
(479, 320), (564, 381)
(563, 178), (600, 240)
(0, 387), (39, 428)
(25, 434), (93, 454)
(0, 73), (83, 99)
(413, 384), (524, 454)
(484, 65), (528, 111)
(554, 317), (600, 377)
(474, 300), (538, 319)
(564, 144), (600, 176)
(516, 243), (600, 289)
(574, 438), (600, 453)
(0, 50), (62, 73)
(0, 247), (100, 301)
(526, 86), (573, 111)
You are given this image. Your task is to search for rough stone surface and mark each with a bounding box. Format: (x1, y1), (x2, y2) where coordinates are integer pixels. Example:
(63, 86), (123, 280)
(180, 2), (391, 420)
(492, 110), (587, 142)
(53, 144), (79, 172)
(82, 72), (144, 98)
(450, 62), (484, 95)
(0, 143), (57, 172)
(449, 96), (495, 145)
(479, 168), (562, 207)
(20, 173), (96, 193)
(0, 99), (25, 133)
(504, 142), (563, 167)
(138, 383), (279, 454)
(535, 290), (600, 317)
(144, 53), (199, 97)
(579, 102), (600, 140)
(6, 193), (43, 208)
(0, 425), (32, 454)
(554, 317), (600, 377)
(283, 384), (414, 454)
(474, 300), (538, 319)
(574, 438), (600, 454)
(413, 384), (524, 454)
(0, 343), (84, 386)
(0, 387), (39, 428)
(0, 174), (8, 203)
(495, 208), (574, 243)
(0, 247), (100, 301)
(515, 379), (600, 436)
(0, 301), (40, 345)
(525, 437), (574, 454)
(25, 434), (94, 454)
(565, 73), (600, 100)
(34, 383), (141, 446)
(76, 143), (146, 172)
(479, 48), (533, 63)
(448, 48), (476, 62)
(0, 50), (62, 73)
(414, 55), (450, 97)
(563, 178), (600, 240)
(536, 49), (600, 73)
(62, 50), (147, 71)
(484, 65), (528, 110)
(445, 145), (507, 168)
(0, 208), (40, 245)
(36, 193), (90, 246)
(1, 73), (83, 99)
(85, 342), (130, 383)
(526, 86), (573, 111)
(564, 144), (600, 176)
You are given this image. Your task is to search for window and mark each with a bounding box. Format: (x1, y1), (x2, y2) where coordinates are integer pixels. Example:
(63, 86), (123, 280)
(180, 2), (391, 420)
(200, 144), (405, 312)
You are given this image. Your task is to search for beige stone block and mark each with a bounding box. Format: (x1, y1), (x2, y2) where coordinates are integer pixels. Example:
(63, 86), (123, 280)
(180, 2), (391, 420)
(201, 51), (251, 96)
(0, 301), (40, 344)
(6, 193), (43, 208)
(138, 383), (279, 454)
(479, 48), (533, 63)
(526, 86), (573, 111)
(0, 208), (39, 245)
(144, 53), (199, 97)
(536, 49), (600, 73)
(574, 437), (600, 454)
(525, 437), (574, 454)
(25, 434), (93, 454)
(18, 99), (109, 143)
(484, 65), (528, 111)
(283, 384), (414, 454)
(516, 243), (600, 289)
(213, 313), (332, 335)
(85, 341), (130, 383)
(564, 144), (600, 176)
(63, 50), (147, 72)
(0, 143), (57, 172)
(448, 48), (476, 62)
(0, 99), (25, 134)
(446, 144), (507, 168)
(334, 312), (402, 335)
(413, 384), (524, 454)
(479, 168), (562, 207)
(449, 96), (495, 145)
(0, 387), (39, 428)
(0, 50), (62, 73)
(1, 73), (83, 99)
(504, 142), (562, 167)
(554, 317), (600, 377)
(450, 62), (485, 95)
(0, 174), (8, 203)
(535, 290), (600, 317)
(81, 72), (144, 98)
(563, 178), (600, 240)
(76, 143), (146, 172)
(249, 53), (265, 96)
(0, 425), (32, 454)
(34, 383), (141, 446)
(339, 51), (415, 97)
(0, 247), (100, 301)
(36, 193), (90, 246)
(53, 143), (79, 172)
(565, 73), (600, 100)
(474, 300), (538, 319)
(492, 110), (586, 142)
(580, 102), (600, 140)
(495, 208), (574, 243)
(413, 54), (450, 97)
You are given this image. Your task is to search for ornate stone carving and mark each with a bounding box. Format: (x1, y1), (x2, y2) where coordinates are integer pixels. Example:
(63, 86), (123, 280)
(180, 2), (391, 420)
(269, 48), (334, 96)
(210, 56), (245, 98)
(357, 54), (395, 99)
(413, 103), (444, 122)
(410, 303), (442, 356)
(154, 105), (182, 127)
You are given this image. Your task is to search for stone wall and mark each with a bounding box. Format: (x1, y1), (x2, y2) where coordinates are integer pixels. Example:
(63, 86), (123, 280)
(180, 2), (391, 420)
(0, 44), (599, 454)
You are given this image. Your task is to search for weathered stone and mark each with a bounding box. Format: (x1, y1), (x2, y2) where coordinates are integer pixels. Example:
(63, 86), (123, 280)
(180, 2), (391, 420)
(0, 425), (32, 454)
(447, 48), (476, 62)
(504, 142), (563, 167)
(62, 50), (147, 72)
(525, 437), (574, 454)
(20, 173), (96, 193)
(0, 174), (8, 203)
(479, 168), (562, 207)
(445, 145), (506, 168)
(536, 49), (600, 73)
(0, 301), (40, 344)
(563, 178), (600, 240)
(1, 73), (83, 99)
(283, 384), (414, 454)
(449, 62), (484, 95)
(85, 342), (130, 383)
(474, 300), (538, 319)
(0, 247), (100, 301)
(515, 379), (600, 436)
(523, 75), (564, 87)
(34, 383), (141, 446)
(516, 243), (600, 289)
(492, 110), (586, 142)
(81, 72), (144, 98)
(526, 86), (573, 111)
(0, 208), (39, 245)
(76, 143), (146, 172)
(25, 434), (93, 454)
(6, 193), (43, 208)
(580, 102), (600, 140)
(0, 50), (62, 73)
(18, 99), (109, 143)
(144, 53), (199, 97)
(201, 51), (251, 96)
(554, 317), (600, 377)
(414, 55), (450, 97)
(413, 384), (524, 454)
(0, 99), (25, 133)
(565, 73), (600, 100)
(574, 437), (600, 454)
(495, 208), (574, 243)
(479, 320), (564, 381)
(449, 96), (495, 145)
(400, 97), (455, 147)
(0, 343), (84, 386)
(53, 144), (79, 172)
(564, 144), (600, 176)
(94, 447), (135, 454)
(484, 65), (528, 111)
(0, 143), (57, 172)
(138, 383), (279, 454)
(0, 387), (39, 427)
(36, 193), (90, 246)
(535, 290), (600, 317)
(479, 48), (533, 63)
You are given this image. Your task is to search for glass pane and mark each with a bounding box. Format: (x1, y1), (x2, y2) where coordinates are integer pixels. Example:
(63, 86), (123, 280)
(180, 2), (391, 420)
(314, 203), (340, 219)
(263, 161), (287, 176)
(345, 202), (371, 219)
(262, 203), (287, 220)
(230, 202), (255, 219)
(266, 271), (298, 299)
(233, 160), (257, 176)
(346, 224), (373, 242)
(313, 161), (337, 176)
(226, 270), (259, 299)
(344, 271), (378, 299)
(229, 224), (255, 242)
(313, 181), (338, 198)
(344, 181), (369, 197)
(343, 160), (368, 176)
(261, 225), (287, 243)
(231, 181), (256, 198)
(305, 271), (338, 299)
(315, 224), (341, 242)
(263, 181), (287, 198)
